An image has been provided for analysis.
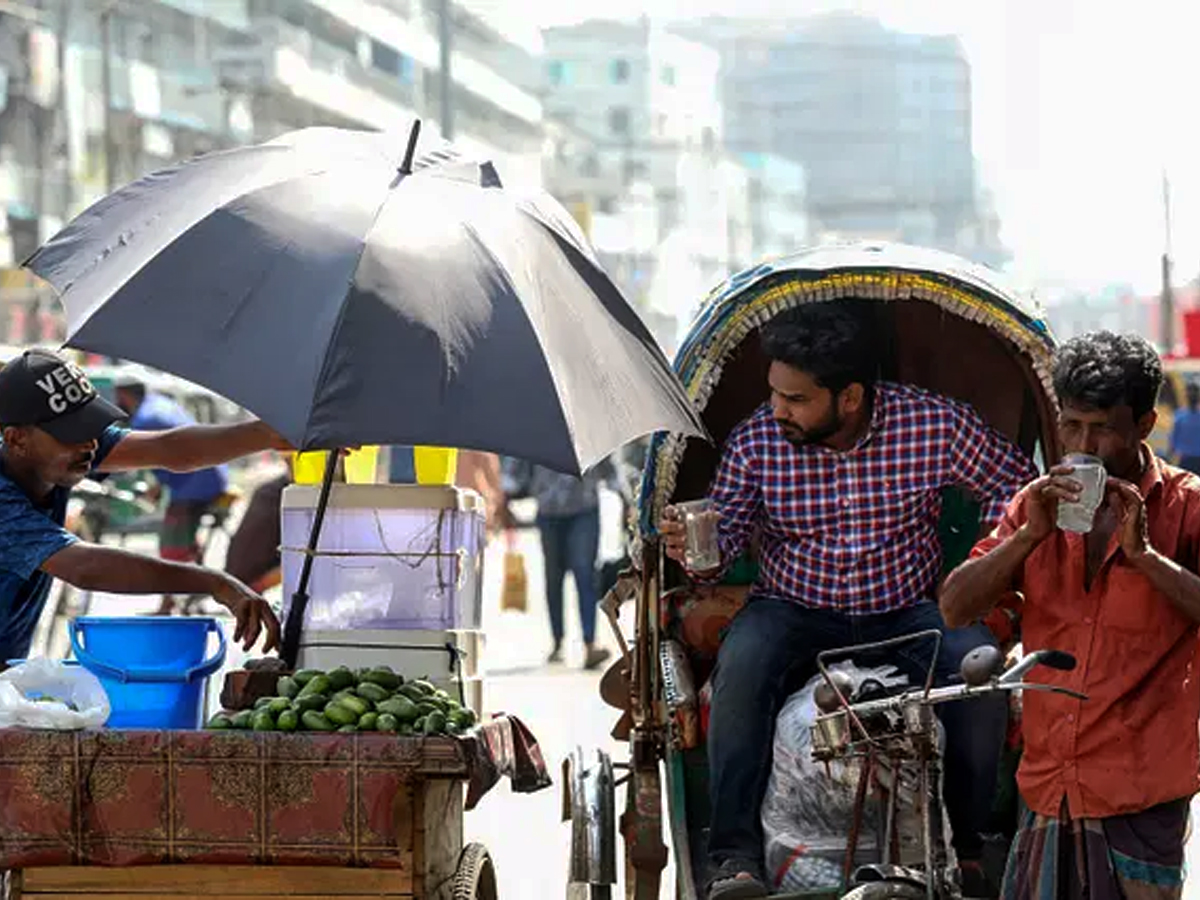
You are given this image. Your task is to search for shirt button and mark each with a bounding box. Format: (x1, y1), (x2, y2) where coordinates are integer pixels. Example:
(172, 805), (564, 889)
(1066, 714), (1075, 723)
(1083, 616), (1093, 625)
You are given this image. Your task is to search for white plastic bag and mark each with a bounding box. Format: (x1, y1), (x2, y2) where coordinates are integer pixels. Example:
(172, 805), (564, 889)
(761, 662), (925, 893)
(0, 659), (111, 730)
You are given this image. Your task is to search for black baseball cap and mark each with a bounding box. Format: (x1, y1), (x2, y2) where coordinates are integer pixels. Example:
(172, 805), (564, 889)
(0, 349), (126, 444)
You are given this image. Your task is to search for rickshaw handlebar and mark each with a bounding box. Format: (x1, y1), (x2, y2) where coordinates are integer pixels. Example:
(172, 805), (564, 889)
(836, 648), (1088, 721)
(997, 647), (1077, 685)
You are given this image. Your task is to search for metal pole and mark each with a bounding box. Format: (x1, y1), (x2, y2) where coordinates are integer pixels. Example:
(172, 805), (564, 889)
(1162, 171), (1175, 354)
(33, 20), (48, 230)
(100, 1), (115, 193)
(55, 0), (71, 217)
(437, 0), (453, 140)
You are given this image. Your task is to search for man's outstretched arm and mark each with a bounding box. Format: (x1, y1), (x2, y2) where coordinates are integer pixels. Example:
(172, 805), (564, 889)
(42, 543), (280, 652)
(98, 420), (291, 474)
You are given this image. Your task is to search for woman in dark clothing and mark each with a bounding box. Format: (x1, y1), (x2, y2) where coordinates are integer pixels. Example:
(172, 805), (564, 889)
(502, 457), (620, 670)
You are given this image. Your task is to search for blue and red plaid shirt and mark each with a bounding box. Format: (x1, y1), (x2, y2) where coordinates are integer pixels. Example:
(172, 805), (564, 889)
(707, 382), (1037, 615)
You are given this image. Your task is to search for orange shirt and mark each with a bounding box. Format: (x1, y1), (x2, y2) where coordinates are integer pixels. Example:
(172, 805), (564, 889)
(970, 447), (1200, 818)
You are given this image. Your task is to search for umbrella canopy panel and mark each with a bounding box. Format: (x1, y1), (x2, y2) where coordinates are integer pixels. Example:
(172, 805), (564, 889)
(28, 127), (706, 474)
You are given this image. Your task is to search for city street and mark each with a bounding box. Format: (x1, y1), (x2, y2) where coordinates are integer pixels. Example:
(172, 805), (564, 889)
(67, 484), (1200, 898)
(2, 1), (1194, 896)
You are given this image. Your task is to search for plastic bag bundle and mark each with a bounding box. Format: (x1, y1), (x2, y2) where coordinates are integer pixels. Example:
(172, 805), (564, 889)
(761, 662), (919, 893)
(0, 659), (111, 730)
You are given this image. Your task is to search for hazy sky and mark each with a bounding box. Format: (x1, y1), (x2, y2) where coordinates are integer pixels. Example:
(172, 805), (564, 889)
(491, 0), (1199, 293)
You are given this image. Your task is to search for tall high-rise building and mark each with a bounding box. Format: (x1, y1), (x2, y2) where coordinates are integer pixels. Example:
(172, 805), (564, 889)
(683, 13), (1005, 267)
(541, 17), (810, 333)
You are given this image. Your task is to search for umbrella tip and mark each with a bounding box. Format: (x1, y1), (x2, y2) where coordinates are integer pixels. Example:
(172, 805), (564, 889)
(398, 120), (422, 176)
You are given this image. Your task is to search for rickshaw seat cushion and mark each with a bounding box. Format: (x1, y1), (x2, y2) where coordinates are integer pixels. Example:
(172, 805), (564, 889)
(722, 554), (759, 586)
(937, 485), (984, 575)
(664, 585), (748, 660)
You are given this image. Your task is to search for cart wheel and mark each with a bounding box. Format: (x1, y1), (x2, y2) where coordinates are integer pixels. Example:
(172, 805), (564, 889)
(452, 842), (498, 900)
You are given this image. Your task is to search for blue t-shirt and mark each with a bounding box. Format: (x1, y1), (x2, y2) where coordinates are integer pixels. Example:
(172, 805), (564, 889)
(130, 393), (228, 504)
(1172, 408), (1200, 460)
(0, 424), (127, 661)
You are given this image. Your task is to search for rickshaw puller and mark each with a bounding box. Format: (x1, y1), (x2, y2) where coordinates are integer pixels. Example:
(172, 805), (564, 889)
(942, 332), (1200, 900)
(661, 301), (1037, 900)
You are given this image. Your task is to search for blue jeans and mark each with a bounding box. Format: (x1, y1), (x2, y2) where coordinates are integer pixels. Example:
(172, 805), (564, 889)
(707, 598), (1006, 878)
(537, 508), (601, 644)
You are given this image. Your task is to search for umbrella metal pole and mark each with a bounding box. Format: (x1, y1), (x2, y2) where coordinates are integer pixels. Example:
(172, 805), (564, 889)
(281, 449), (340, 668)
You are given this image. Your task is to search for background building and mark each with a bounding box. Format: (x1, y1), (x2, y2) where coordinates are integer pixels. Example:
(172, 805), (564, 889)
(0, 0), (547, 340)
(540, 17), (809, 344)
(2, 4), (1010, 347)
(681, 12), (1005, 267)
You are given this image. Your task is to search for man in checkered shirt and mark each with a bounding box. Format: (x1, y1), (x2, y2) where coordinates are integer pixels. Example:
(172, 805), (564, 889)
(661, 301), (1037, 900)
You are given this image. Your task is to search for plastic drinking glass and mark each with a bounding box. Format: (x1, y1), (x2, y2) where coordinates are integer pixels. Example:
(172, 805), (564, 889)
(676, 499), (721, 571)
(1056, 453), (1107, 534)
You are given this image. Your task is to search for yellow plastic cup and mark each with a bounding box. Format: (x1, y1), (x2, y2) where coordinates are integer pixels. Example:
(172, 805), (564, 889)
(413, 446), (458, 485)
(292, 451), (328, 485)
(344, 446), (380, 483)
(293, 447), (380, 485)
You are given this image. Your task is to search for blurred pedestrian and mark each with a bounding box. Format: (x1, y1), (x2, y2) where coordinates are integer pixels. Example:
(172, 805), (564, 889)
(1170, 382), (1200, 473)
(114, 376), (231, 615)
(502, 458), (616, 669)
(455, 450), (508, 535)
(224, 455), (292, 595)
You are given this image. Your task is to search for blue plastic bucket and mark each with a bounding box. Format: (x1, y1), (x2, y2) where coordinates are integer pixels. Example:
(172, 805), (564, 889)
(69, 617), (227, 729)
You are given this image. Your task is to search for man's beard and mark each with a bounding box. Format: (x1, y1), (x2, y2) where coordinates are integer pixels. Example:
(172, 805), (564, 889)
(776, 407), (842, 447)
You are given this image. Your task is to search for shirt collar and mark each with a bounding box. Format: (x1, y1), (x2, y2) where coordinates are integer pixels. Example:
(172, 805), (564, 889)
(1137, 442), (1165, 500)
(854, 383), (889, 451)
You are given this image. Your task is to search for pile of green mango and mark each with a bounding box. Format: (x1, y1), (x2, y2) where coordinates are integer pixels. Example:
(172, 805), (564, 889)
(206, 665), (477, 736)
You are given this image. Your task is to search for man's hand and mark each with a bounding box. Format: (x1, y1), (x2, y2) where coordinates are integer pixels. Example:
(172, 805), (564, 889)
(1022, 464), (1084, 543)
(494, 497), (517, 533)
(211, 575), (282, 653)
(660, 506), (688, 564)
(660, 505), (721, 573)
(1106, 478), (1150, 559)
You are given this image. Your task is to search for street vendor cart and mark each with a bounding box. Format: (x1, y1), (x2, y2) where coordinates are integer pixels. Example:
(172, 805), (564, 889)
(1, 714), (547, 899)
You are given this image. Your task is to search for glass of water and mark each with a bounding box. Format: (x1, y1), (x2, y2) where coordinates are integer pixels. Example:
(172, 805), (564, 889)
(675, 499), (722, 571)
(1056, 453), (1108, 534)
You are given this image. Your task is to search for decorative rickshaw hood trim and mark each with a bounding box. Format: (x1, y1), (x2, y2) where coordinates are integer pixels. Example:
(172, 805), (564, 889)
(635, 241), (1059, 542)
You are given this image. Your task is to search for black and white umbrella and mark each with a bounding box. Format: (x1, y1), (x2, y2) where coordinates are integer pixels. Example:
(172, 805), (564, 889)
(25, 121), (707, 663)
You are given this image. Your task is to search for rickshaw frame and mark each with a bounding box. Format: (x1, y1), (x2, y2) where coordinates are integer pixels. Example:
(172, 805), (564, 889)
(565, 241), (1061, 900)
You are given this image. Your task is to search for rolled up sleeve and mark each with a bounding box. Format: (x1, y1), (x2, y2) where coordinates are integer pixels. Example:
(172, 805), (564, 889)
(0, 496), (78, 580)
(949, 404), (1039, 532)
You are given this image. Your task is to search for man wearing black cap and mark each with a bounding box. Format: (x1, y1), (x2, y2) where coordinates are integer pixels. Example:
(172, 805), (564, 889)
(0, 349), (287, 663)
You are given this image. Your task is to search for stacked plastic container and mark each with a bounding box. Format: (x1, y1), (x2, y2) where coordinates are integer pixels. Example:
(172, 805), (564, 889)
(280, 481), (486, 715)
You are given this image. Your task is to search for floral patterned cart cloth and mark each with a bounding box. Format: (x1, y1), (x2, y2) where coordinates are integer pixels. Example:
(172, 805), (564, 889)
(0, 715), (549, 869)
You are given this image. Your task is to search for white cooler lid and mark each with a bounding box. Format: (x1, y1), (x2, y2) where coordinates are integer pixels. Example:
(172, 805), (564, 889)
(282, 483), (485, 512)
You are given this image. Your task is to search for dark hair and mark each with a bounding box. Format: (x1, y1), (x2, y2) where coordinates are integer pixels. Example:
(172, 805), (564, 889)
(116, 382), (146, 404)
(1187, 382), (1200, 411)
(759, 300), (879, 394)
(1052, 331), (1162, 419)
